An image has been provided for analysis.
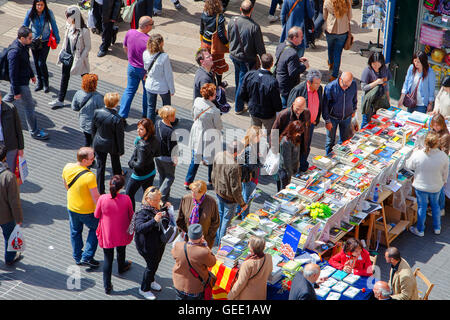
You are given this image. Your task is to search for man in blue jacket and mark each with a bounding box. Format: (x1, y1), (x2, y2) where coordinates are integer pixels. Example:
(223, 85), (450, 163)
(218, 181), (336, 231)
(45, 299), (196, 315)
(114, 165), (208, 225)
(322, 71), (357, 156)
(4, 26), (49, 140)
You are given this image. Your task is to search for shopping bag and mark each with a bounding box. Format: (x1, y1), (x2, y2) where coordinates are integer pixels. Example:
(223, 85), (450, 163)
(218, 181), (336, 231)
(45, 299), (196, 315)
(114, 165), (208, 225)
(261, 149), (280, 175)
(18, 155), (28, 182)
(87, 8), (96, 29)
(7, 224), (25, 252)
(121, 1), (137, 23)
(14, 155), (22, 186)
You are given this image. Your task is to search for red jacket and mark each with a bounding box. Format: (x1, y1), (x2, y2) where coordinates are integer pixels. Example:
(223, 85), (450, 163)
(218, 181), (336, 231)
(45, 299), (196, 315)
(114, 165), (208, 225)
(329, 248), (373, 277)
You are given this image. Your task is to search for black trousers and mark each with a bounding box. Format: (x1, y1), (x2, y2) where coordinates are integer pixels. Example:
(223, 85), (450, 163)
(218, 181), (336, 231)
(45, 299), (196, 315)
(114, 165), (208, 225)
(95, 151), (122, 194)
(92, 2), (103, 32)
(31, 41), (50, 86)
(100, 20), (114, 52)
(83, 132), (93, 147)
(125, 175), (155, 211)
(57, 60), (72, 102)
(103, 246), (126, 289)
(139, 243), (166, 292)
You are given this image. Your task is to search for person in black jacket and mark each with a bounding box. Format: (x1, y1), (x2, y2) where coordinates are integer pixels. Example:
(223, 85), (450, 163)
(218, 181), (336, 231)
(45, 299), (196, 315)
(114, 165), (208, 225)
(135, 187), (171, 300)
(97, 0), (121, 57)
(4, 26), (49, 140)
(275, 26), (309, 109)
(193, 48), (216, 100)
(287, 69), (323, 172)
(200, 0), (229, 87)
(0, 93), (24, 174)
(155, 106), (178, 203)
(92, 92), (125, 194)
(126, 118), (161, 210)
(228, 0), (266, 114)
(289, 263), (325, 300)
(239, 53), (282, 138)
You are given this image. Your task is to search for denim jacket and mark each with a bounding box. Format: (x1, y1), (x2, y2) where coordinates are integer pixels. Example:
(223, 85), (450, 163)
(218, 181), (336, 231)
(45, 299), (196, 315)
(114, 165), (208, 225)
(322, 79), (358, 123)
(23, 9), (60, 43)
(401, 64), (436, 106)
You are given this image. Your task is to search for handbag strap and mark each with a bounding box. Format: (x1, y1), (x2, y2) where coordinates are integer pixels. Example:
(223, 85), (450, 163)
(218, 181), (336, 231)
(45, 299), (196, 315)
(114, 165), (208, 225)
(411, 76), (422, 96)
(147, 52), (162, 73)
(233, 17), (246, 57)
(184, 243), (206, 285)
(67, 169), (90, 189)
(79, 93), (94, 110)
(194, 105), (212, 121)
(248, 255), (266, 281)
(287, 0), (301, 21)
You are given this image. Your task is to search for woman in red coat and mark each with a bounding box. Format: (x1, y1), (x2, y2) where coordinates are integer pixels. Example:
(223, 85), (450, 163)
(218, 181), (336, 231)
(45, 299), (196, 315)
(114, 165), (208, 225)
(329, 238), (373, 276)
(95, 175), (134, 294)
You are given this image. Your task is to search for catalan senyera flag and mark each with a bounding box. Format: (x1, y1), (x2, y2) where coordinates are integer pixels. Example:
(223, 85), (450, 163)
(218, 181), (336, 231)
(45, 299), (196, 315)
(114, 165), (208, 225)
(209, 261), (239, 300)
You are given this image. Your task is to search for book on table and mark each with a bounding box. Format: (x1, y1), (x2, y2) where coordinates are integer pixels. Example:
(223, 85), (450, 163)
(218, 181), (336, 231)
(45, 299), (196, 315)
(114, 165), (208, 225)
(326, 292), (341, 300)
(331, 270), (348, 281)
(342, 286), (360, 299)
(321, 277), (338, 288)
(315, 286), (331, 298)
(331, 281), (349, 293)
(343, 273), (360, 285)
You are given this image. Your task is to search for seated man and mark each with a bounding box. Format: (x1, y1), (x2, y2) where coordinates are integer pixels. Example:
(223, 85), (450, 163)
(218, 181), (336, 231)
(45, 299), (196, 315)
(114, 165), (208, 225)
(329, 238), (373, 277)
(385, 247), (419, 300)
(373, 281), (392, 300)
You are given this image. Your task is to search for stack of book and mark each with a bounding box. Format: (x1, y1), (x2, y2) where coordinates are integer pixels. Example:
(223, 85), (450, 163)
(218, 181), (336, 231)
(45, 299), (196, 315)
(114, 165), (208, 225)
(220, 234), (242, 248)
(329, 227), (344, 241)
(376, 108), (396, 119)
(227, 225), (247, 240)
(298, 187), (322, 202)
(312, 155), (336, 170)
(216, 245), (234, 262)
(224, 248), (243, 268)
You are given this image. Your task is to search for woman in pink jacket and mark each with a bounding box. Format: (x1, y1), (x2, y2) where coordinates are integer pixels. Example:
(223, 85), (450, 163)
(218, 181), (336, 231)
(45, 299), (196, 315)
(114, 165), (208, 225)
(95, 175), (134, 294)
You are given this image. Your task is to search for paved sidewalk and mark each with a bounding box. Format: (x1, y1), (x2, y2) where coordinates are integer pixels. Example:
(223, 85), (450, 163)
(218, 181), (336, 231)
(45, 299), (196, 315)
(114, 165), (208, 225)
(0, 0), (448, 300)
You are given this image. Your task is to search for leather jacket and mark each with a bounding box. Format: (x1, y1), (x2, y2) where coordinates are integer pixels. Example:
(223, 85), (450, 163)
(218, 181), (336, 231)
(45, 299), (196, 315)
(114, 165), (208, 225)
(128, 136), (161, 176)
(92, 108), (124, 155)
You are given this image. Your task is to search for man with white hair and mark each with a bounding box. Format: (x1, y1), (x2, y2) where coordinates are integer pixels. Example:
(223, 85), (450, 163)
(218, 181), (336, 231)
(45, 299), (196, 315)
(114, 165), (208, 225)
(286, 69), (323, 172)
(373, 281), (392, 300)
(289, 263), (326, 300)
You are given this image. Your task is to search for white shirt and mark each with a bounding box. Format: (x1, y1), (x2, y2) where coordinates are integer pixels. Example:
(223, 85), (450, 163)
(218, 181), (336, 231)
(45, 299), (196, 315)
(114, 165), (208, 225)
(413, 72), (424, 107)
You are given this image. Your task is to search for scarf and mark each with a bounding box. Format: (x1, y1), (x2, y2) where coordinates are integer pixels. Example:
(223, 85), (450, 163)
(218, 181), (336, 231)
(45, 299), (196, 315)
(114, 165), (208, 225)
(189, 194), (205, 225)
(245, 252), (265, 261)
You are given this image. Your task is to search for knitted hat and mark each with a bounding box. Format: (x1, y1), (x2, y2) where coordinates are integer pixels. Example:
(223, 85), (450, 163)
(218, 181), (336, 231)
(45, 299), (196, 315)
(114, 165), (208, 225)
(188, 224), (203, 241)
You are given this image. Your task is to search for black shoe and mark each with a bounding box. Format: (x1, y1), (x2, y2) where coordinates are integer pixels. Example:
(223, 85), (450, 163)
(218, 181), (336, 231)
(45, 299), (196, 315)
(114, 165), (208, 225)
(43, 85), (50, 93)
(5, 252), (23, 266)
(80, 258), (100, 268)
(219, 81), (228, 88)
(112, 26), (119, 45)
(97, 50), (107, 58)
(34, 83), (43, 92)
(118, 260), (132, 274)
(105, 285), (113, 294)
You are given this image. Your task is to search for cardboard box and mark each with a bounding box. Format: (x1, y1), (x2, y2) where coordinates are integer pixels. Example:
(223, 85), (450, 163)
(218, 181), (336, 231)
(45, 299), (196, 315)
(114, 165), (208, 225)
(374, 206), (409, 247)
(405, 202), (418, 227)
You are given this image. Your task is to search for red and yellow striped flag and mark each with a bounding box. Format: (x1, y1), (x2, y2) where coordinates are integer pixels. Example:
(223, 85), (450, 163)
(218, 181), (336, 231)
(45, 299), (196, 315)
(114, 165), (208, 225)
(209, 261), (239, 299)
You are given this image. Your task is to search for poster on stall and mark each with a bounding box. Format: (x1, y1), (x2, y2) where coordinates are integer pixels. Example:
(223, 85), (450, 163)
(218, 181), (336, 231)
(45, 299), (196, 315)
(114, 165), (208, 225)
(280, 225), (302, 260)
(361, 0), (387, 31)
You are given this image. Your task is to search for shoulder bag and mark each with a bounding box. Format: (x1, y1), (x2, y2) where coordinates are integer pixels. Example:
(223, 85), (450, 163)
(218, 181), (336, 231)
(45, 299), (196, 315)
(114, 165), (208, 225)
(121, 0), (138, 23)
(270, 44), (293, 77)
(344, 9), (354, 50)
(147, 52), (162, 74)
(67, 169), (90, 189)
(184, 243), (217, 300)
(211, 14), (229, 55)
(194, 105), (212, 121)
(286, 0), (301, 21)
(403, 77), (422, 109)
(59, 31), (80, 67)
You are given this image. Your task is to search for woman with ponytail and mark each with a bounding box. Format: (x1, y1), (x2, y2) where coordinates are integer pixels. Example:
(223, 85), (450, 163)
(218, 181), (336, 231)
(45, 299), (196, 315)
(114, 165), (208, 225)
(94, 175), (134, 294)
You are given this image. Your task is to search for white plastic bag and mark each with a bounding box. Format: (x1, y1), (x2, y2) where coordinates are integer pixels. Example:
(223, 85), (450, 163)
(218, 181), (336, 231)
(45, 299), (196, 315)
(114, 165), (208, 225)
(261, 149), (280, 175)
(7, 224), (25, 252)
(87, 8), (96, 29)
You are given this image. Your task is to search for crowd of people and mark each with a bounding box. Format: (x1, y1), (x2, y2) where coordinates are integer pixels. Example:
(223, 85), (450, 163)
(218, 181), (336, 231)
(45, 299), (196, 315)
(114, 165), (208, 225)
(0, 0), (449, 301)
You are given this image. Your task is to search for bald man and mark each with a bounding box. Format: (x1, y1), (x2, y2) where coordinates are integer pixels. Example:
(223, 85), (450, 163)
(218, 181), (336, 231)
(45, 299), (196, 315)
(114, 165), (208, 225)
(322, 71), (358, 156)
(289, 263), (326, 300)
(118, 16), (154, 123)
(373, 281), (392, 300)
(228, 0), (266, 114)
(272, 96), (311, 160)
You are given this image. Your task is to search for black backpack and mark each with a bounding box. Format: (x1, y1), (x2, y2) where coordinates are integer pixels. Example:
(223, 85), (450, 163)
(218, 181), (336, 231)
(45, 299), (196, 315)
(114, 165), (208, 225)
(0, 46), (11, 82)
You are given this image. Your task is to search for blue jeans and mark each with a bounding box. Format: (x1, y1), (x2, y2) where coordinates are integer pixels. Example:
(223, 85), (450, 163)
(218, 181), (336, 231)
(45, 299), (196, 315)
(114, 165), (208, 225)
(407, 105), (427, 114)
(119, 64), (148, 119)
(415, 189), (441, 233)
(68, 210), (99, 263)
(6, 85), (38, 134)
(1, 221), (17, 263)
(314, 12), (324, 39)
(231, 57), (255, 112)
(325, 117), (352, 156)
(299, 123), (314, 172)
(439, 187), (446, 211)
(269, 0), (282, 15)
(236, 181), (257, 219)
(146, 91), (171, 124)
(215, 196), (238, 246)
(281, 94), (289, 109)
(154, 0), (162, 11)
(326, 32), (348, 78)
(185, 150), (213, 184)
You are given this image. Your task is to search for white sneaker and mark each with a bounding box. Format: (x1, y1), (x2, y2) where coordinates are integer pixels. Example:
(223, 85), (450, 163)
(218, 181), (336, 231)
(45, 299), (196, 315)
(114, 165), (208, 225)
(434, 229), (441, 235)
(268, 15), (279, 23)
(409, 226), (424, 237)
(49, 99), (64, 107)
(139, 288), (156, 300)
(151, 281), (162, 291)
(441, 209), (445, 216)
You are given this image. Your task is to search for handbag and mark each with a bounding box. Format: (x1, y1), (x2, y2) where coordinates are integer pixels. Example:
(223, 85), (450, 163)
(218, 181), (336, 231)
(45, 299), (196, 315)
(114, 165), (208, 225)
(48, 29), (57, 49)
(403, 77), (422, 108)
(214, 87), (231, 113)
(344, 21), (354, 50)
(211, 14), (229, 55)
(127, 213), (136, 235)
(31, 37), (43, 51)
(261, 149), (280, 176)
(184, 243), (217, 300)
(59, 32), (80, 67)
(159, 207), (178, 244)
(121, 0), (137, 23)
